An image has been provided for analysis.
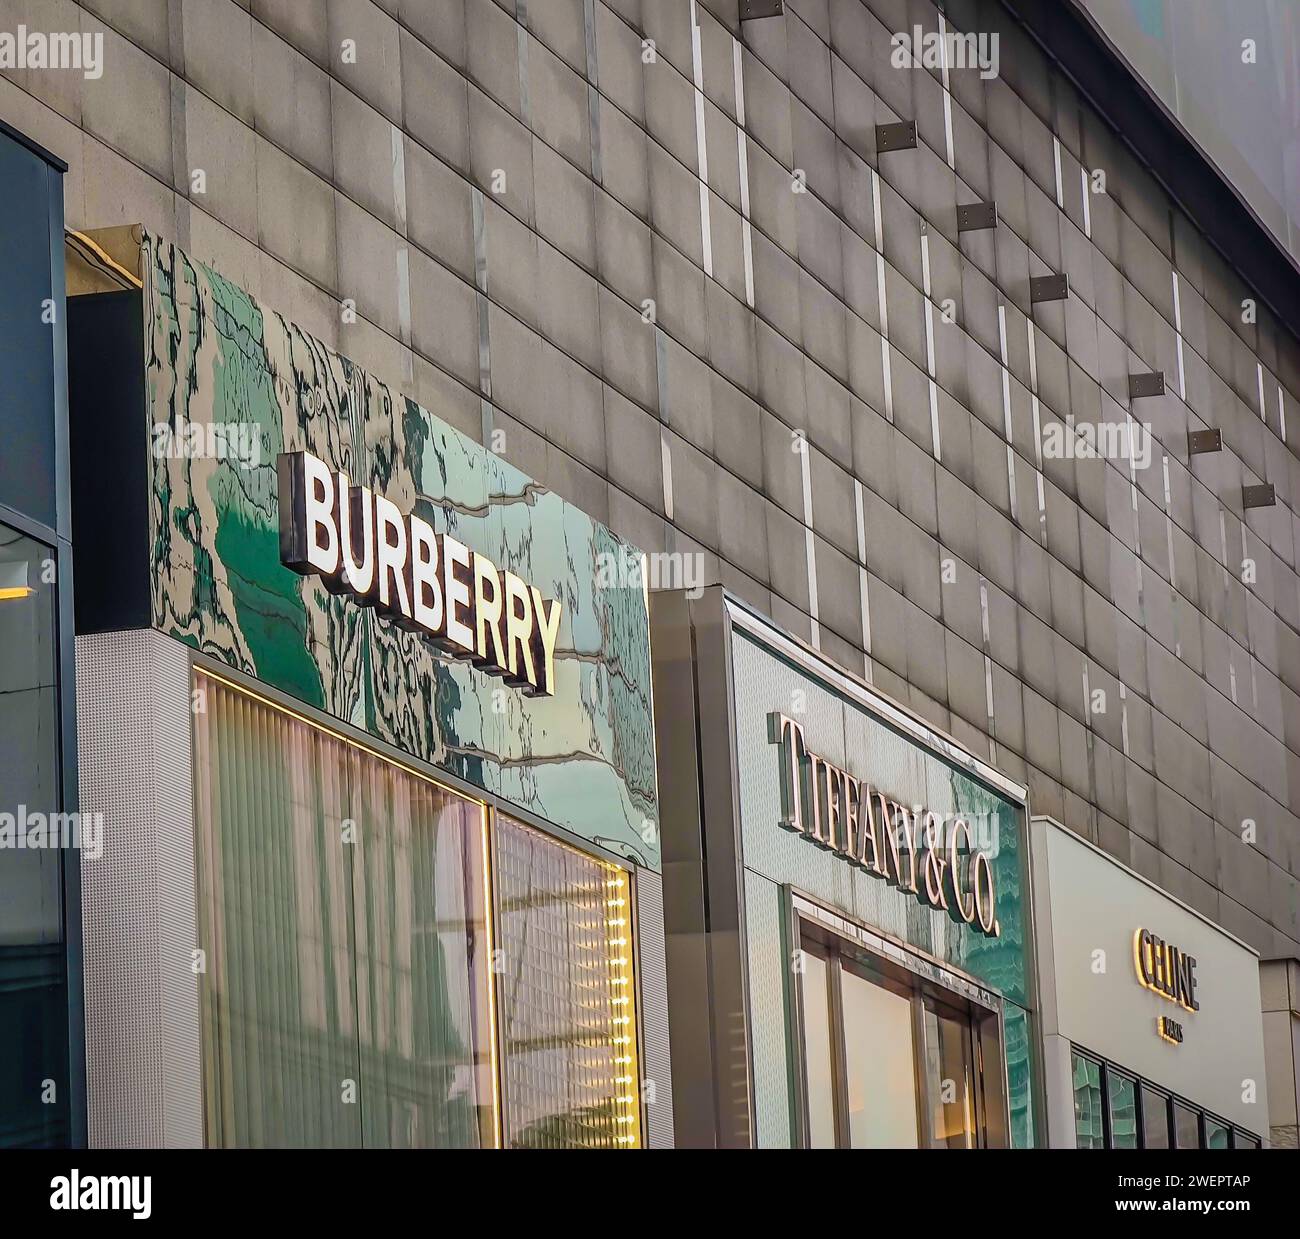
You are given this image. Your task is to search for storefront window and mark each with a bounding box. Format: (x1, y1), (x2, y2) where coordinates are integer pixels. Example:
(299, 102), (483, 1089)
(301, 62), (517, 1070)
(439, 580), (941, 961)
(799, 946), (836, 1149)
(797, 921), (1000, 1148)
(0, 524), (68, 1147)
(1107, 1071), (1138, 1149)
(192, 672), (646, 1149)
(1204, 1117), (1229, 1148)
(1142, 1086), (1171, 1148)
(193, 671), (494, 1148)
(841, 963), (918, 1148)
(1072, 1050), (1260, 1149)
(1072, 1053), (1105, 1149)
(493, 814), (641, 1148)
(1173, 1102), (1200, 1149)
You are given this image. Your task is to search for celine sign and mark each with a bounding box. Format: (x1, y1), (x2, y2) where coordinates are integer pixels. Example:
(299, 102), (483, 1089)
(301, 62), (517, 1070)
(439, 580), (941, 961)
(1134, 928), (1200, 1040)
(768, 712), (999, 937)
(278, 450), (562, 695)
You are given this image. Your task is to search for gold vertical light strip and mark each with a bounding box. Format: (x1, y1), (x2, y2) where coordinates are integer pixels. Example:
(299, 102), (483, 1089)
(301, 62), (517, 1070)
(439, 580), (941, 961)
(604, 863), (641, 1148)
(481, 808), (502, 1149)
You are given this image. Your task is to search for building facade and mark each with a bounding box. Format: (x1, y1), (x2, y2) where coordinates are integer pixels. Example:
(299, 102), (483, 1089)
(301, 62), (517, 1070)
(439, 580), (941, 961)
(66, 230), (670, 1148)
(1, 0), (1299, 1148)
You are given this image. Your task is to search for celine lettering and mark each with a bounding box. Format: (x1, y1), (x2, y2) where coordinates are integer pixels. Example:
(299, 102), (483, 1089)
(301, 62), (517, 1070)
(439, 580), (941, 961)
(1133, 928), (1200, 1014)
(278, 450), (562, 696)
(768, 711), (999, 937)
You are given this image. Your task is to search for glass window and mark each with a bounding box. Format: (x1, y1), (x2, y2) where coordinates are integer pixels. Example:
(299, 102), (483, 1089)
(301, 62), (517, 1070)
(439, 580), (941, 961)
(1072, 1053), (1105, 1149)
(1204, 1117), (1230, 1148)
(1142, 1086), (1171, 1148)
(194, 671), (493, 1147)
(1107, 1071), (1138, 1149)
(799, 948), (837, 1148)
(840, 963), (918, 1148)
(1233, 1130), (1261, 1149)
(925, 1000), (977, 1148)
(0, 525), (68, 1147)
(795, 922), (998, 1148)
(1173, 1102), (1200, 1149)
(493, 814), (641, 1148)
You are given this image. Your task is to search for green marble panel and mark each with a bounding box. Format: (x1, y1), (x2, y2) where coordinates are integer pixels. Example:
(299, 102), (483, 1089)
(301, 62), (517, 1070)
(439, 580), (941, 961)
(142, 235), (658, 869)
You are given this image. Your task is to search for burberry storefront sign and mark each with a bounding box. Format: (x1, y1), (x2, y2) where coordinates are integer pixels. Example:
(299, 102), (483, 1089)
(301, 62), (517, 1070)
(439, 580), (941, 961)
(768, 712), (999, 936)
(279, 449), (563, 695)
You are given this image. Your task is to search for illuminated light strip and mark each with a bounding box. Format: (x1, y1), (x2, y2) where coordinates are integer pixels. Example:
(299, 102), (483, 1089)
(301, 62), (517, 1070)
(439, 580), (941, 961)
(1171, 271), (1186, 399)
(800, 438), (820, 649)
(1026, 320), (1047, 543)
(690, 0), (713, 278)
(920, 226), (941, 462)
(734, 36), (755, 308)
(997, 304), (1018, 523)
(871, 169), (893, 423)
(481, 811), (502, 1149)
(854, 478), (873, 683)
(937, 14), (954, 169)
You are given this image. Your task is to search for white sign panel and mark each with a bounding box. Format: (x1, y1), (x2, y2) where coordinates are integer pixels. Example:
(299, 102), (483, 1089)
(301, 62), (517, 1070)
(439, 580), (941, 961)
(1036, 820), (1268, 1133)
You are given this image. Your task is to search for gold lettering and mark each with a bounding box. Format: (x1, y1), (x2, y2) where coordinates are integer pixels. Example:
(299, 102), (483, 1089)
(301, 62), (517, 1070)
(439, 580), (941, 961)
(948, 817), (975, 923)
(768, 713), (808, 835)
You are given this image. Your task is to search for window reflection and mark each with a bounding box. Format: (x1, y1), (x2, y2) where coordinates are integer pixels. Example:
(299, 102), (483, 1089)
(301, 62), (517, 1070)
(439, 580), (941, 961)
(1072, 1053), (1104, 1149)
(1107, 1071), (1138, 1149)
(0, 525), (67, 1148)
(1142, 1086), (1170, 1148)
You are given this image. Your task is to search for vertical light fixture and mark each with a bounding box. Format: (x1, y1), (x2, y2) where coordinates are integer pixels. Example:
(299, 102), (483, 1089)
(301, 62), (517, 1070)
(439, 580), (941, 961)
(604, 865), (641, 1147)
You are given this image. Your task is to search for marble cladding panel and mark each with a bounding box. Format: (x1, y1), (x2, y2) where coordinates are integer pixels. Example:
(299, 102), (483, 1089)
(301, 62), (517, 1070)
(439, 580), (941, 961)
(142, 233), (659, 869)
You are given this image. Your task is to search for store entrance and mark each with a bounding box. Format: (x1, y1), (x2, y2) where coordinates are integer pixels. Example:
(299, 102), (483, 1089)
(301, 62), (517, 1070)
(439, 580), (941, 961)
(795, 916), (1008, 1148)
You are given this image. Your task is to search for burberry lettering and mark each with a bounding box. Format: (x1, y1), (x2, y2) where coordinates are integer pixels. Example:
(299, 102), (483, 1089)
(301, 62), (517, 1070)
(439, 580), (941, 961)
(278, 449), (562, 696)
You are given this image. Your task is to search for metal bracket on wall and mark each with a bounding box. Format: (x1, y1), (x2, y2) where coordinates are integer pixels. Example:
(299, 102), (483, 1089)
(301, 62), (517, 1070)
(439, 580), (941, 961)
(1128, 371), (1166, 399)
(876, 121), (917, 153)
(1243, 483), (1276, 509)
(1030, 273), (1069, 303)
(1187, 428), (1222, 455)
(957, 202), (998, 232)
(740, 0), (784, 18)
